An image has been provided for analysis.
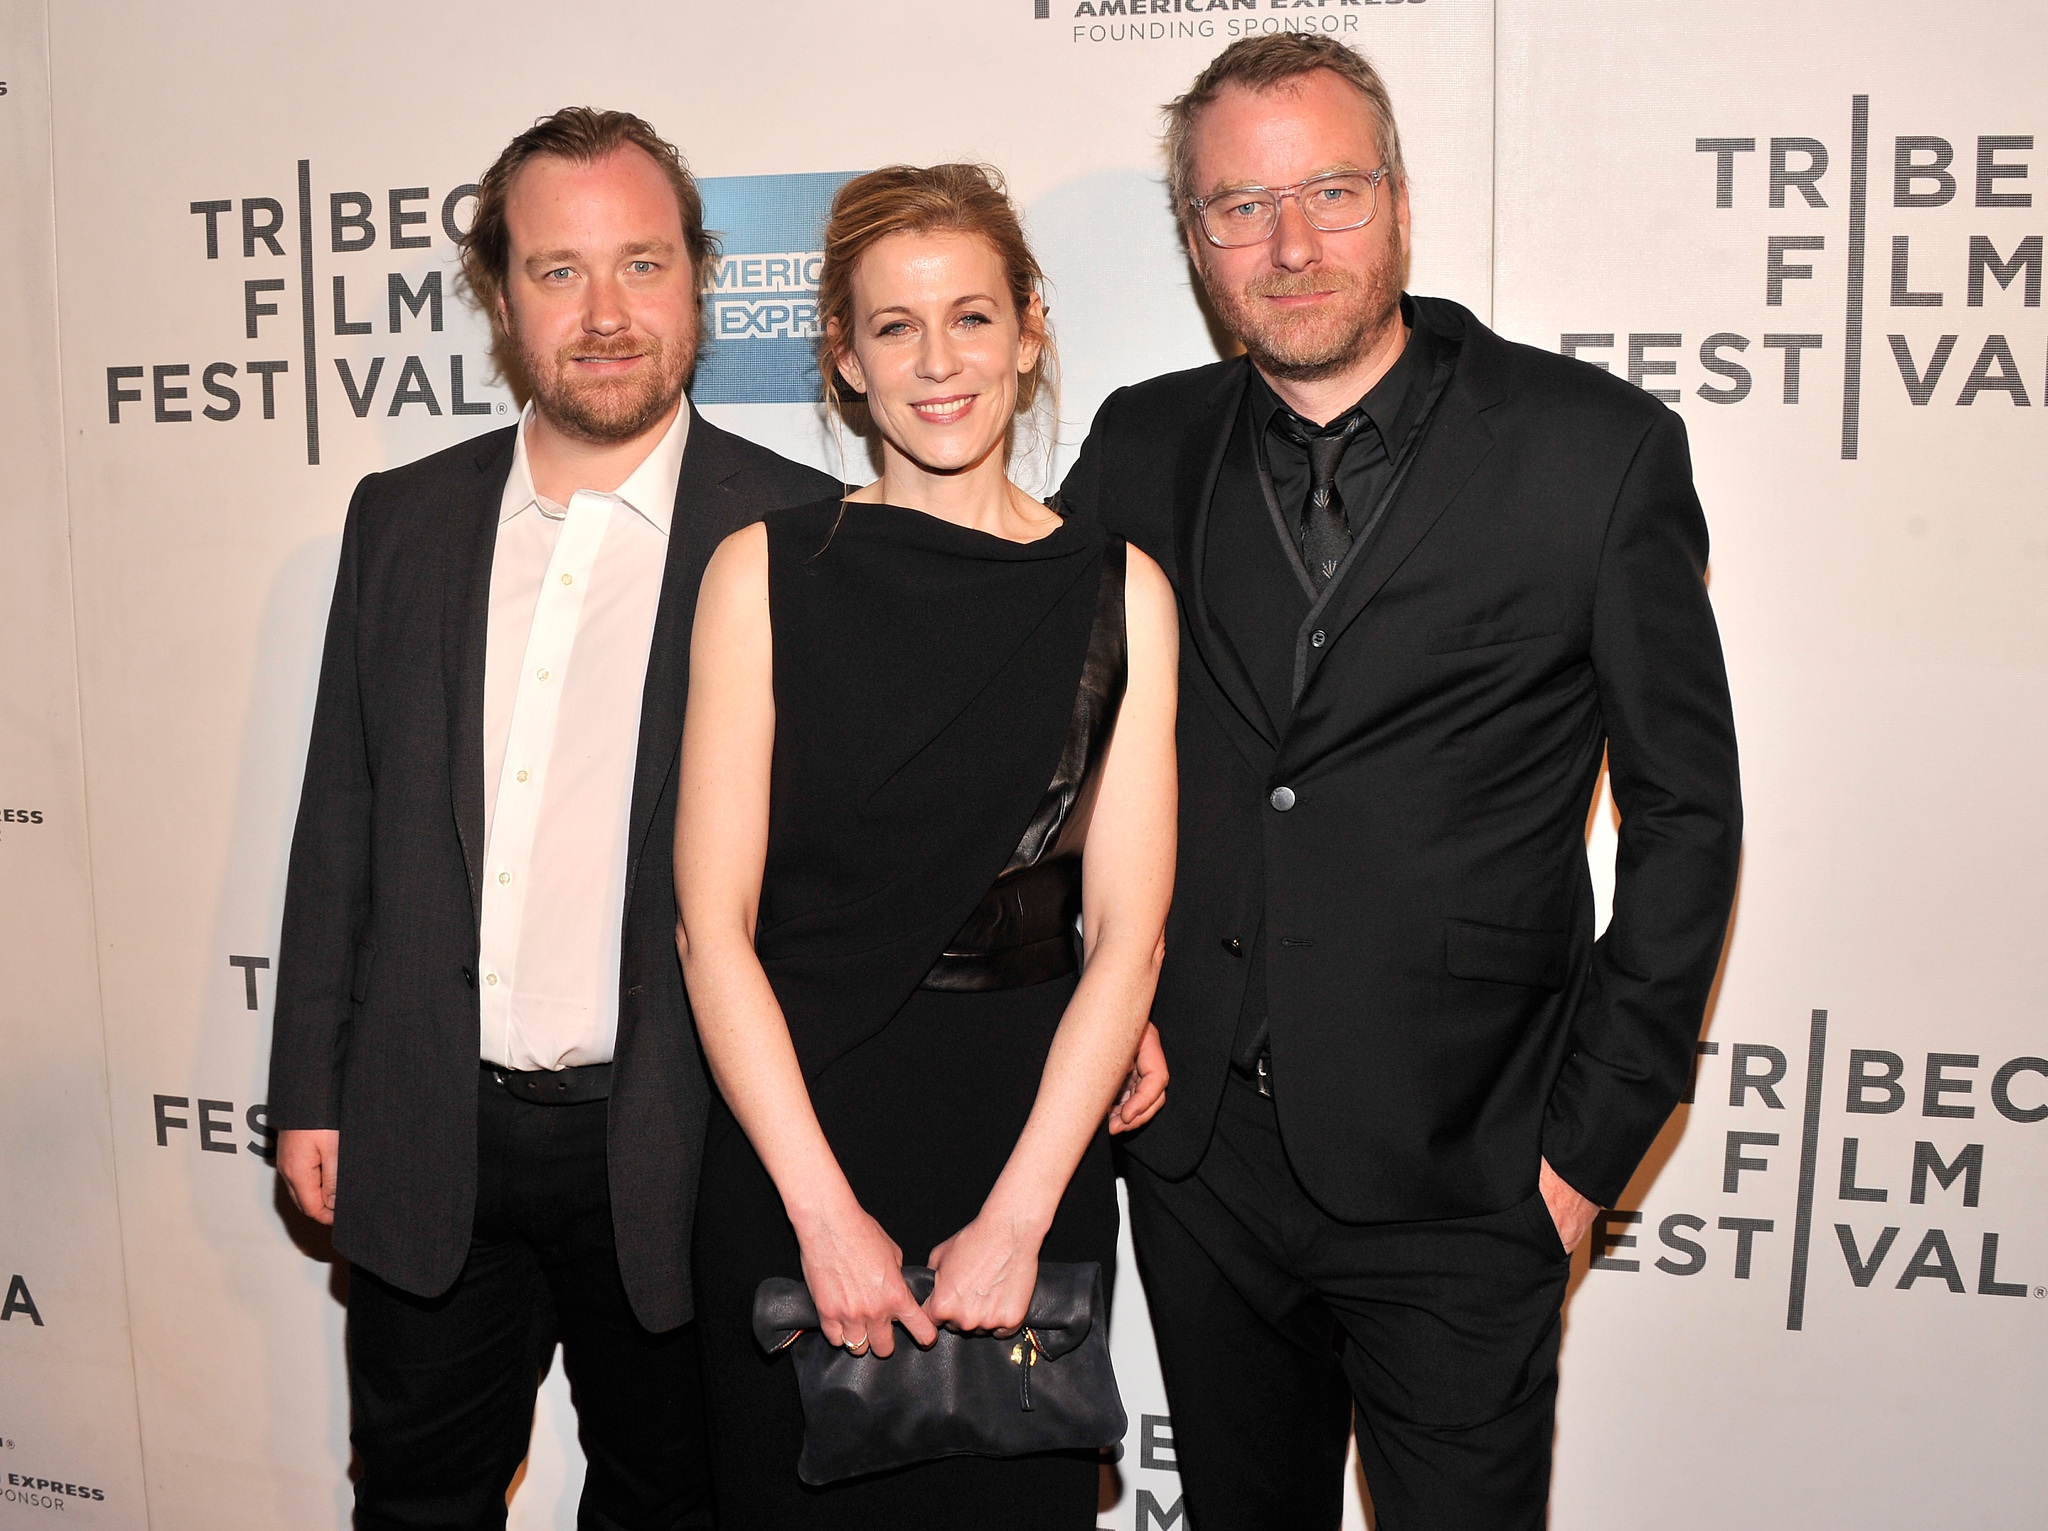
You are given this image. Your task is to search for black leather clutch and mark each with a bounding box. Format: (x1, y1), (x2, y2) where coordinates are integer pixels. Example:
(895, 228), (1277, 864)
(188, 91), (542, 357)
(751, 1261), (1127, 1485)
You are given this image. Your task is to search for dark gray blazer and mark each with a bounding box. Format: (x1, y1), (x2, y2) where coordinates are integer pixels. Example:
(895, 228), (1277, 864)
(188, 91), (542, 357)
(269, 409), (837, 1330)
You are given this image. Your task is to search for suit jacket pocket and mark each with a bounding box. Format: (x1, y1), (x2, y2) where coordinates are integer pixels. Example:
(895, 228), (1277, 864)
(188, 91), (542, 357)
(349, 938), (377, 1004)
(1424, 616), (1563, 654)
(1443, 918), (1567, 990)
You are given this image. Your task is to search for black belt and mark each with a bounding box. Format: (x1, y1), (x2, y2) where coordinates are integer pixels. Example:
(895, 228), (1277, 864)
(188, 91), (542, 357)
(1230, 1047), (1275, 1099)
(482, 1060), (612, 1105)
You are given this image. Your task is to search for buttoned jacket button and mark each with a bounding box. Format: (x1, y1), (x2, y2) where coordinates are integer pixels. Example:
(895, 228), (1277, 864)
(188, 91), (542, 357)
(1222, 936), (1243, 957)
(1269, 786), (1296, 811)
(1310, 629), (1327, 648)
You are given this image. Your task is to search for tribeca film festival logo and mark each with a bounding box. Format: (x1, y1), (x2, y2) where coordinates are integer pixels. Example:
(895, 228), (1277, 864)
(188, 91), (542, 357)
(1564, 103), (2042, 460)
(1126, 1415), (1188, 1531)
(148, 954), (280, 1168)
(1043, 0), (1425, 48)
(102, 165), (863, 461)
(105, 169), (501, 468)
(2, 1271), (41, 1328)
(1583, 1010), (2048, 1331)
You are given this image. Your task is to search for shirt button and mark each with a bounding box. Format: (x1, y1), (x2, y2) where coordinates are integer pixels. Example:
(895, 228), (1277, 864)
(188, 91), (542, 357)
(485, 972), (499, 986)
(560, 573), (574, 586)
(1269, 786), (1296, 811)
(1310, 629), (1327, 648)
(536, 668), (550, 681)
(515, 769), (529, 783)
(498, 870), (512, 884)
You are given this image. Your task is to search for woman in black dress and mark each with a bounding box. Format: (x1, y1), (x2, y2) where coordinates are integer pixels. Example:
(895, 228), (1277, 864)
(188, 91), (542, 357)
(675, 164), (1179, 1527)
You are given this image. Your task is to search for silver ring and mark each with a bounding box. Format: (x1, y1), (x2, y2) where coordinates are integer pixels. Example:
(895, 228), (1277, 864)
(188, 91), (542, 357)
(847, 1336), (870, 1355)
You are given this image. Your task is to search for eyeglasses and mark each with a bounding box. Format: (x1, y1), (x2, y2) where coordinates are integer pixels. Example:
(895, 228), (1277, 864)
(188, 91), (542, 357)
(1189, 168), (1390, 248)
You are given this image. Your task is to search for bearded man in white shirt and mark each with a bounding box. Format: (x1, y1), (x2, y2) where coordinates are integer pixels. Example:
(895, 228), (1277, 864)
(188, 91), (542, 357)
(268, 109), (838, 1531)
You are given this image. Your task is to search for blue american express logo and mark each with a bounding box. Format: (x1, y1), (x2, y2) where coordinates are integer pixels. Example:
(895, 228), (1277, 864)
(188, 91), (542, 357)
(694, 172), (861, 404)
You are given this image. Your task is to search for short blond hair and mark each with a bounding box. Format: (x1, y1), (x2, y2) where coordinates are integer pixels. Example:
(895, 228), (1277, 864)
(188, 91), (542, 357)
(1164, 36), (1407, 228)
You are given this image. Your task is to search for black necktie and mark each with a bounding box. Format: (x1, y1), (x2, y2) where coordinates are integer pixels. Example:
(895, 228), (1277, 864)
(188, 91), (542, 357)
(1281, 418), (1360, 588)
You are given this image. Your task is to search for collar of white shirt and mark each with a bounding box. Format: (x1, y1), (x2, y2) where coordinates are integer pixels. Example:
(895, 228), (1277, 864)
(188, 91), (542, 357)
(498, 396), (692, 533)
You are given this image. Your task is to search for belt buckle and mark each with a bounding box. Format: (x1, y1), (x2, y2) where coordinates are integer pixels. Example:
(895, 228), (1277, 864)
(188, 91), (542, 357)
(1254, 1052), (1274, 1099)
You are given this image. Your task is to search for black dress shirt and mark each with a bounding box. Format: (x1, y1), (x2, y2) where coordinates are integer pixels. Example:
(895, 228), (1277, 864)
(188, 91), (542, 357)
(1251, 298), (1432, 589)
(1206, 295), (1440, 740)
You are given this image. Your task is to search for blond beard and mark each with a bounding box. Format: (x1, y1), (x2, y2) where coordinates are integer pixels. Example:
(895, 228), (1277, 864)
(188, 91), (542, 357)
(1205, 253), (1402, 384)
(513, 323), (692, 444)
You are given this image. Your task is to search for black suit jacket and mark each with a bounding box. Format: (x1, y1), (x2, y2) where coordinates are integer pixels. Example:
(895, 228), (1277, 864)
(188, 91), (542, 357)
(1062, 297), (1741, 1219)
(269, 409), (837, 1329)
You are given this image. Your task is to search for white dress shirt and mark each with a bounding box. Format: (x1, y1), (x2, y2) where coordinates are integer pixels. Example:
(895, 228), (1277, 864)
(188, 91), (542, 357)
(477, 401), (689, 1070)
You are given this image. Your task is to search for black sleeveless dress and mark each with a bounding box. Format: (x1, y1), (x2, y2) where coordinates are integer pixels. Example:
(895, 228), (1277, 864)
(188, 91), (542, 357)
(692, 498), (1128, 1528)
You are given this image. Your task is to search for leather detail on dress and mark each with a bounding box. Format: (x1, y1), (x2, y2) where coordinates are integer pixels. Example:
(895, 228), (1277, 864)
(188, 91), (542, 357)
(921, 539), (1129, 991)
(920, 862), (1083, 992)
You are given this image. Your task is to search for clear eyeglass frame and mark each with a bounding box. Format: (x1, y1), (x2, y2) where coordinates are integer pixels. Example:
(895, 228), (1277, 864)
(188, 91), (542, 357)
(1189, 167), (1390, 248)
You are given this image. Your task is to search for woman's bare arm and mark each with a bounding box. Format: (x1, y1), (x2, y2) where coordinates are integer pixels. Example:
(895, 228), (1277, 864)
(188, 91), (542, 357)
(675, 523), (936, 1357)
(926, 545), (1179, 1332)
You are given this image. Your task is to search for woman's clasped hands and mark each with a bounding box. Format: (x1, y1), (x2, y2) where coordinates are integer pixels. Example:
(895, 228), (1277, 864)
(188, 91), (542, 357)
(794, 1197), (937, 1359)
(925, 1207), (1041, 1339)
(796, 1198), (1044, 1355)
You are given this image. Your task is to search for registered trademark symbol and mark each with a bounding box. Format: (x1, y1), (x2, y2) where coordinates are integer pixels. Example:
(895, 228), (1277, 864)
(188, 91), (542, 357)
(2034, 1285), (2046, 1299)
(496, 402), (508, 414)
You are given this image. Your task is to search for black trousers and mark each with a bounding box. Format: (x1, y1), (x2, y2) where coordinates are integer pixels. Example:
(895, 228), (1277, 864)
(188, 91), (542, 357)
(1123, 1072), (1568, 1531)
(346, 1071), (711, 1531)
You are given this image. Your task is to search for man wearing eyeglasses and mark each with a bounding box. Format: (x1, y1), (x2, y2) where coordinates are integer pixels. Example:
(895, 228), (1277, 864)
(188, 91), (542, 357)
(1059, 35), (1741, 1530)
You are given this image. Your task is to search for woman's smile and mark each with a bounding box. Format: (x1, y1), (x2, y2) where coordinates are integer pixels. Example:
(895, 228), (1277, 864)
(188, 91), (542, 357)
(910, 394), (976, 424)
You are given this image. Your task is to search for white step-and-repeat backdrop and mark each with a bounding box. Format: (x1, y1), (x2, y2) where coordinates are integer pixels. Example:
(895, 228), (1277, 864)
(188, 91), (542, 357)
(2, 2), (2041, 1527)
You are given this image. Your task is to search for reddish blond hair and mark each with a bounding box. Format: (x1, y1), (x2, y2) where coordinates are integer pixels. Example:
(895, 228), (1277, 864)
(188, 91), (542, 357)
(815, 164), (1056, 435)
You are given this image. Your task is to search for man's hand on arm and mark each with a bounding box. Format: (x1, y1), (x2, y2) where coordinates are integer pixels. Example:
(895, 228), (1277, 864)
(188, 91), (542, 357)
(1539, 1156), (1598, 1254)
(279, 1129), (340, 1225)
(1108, 1021), (1169, 1134)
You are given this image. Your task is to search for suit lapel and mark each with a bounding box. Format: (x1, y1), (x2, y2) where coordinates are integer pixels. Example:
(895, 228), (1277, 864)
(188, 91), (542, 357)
(621, 408), (754, 913)
(1176, 361), (1280, 753)
(1305, 394), (1494, 663)
(444, 429), (516, 931)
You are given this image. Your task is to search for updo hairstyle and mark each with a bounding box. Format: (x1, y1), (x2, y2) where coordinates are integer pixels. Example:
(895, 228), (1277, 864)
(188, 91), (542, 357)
(814, 164), (1058, 445)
